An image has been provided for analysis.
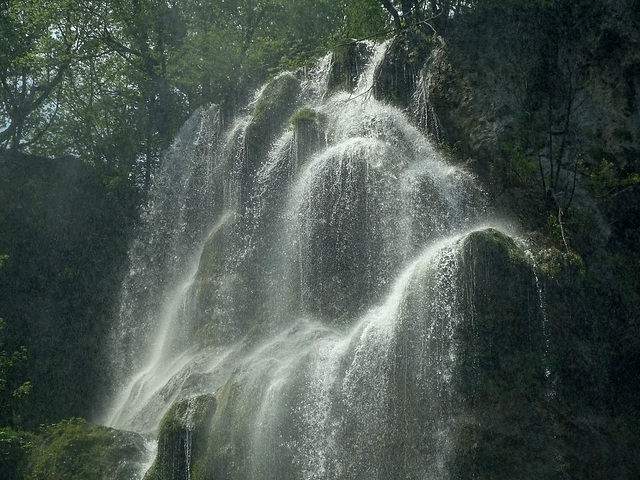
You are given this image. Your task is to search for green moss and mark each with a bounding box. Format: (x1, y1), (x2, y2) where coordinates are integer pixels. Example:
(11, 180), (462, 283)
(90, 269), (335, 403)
(24, 419), (147, 480)
(463, 227), (528, 265)
(250, 73), (300, 143)
(499, 140), (538, 187)
(290, 108), (317, 127)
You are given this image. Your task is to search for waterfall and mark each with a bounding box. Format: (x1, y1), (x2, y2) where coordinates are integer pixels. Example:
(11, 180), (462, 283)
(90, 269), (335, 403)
(104, 41), (552, 479)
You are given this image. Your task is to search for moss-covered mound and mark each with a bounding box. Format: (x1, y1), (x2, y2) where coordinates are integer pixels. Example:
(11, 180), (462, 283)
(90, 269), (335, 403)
(186, 213), (241, 346)
(290, 107), (326, 165)
(245, 73), (301, 178)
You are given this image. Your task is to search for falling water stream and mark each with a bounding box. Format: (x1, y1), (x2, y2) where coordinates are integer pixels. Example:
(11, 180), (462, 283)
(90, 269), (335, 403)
(103, 41), (547, 479)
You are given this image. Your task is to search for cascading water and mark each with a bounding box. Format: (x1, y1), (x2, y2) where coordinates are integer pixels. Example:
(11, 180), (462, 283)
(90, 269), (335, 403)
(104, 40), (553, 479)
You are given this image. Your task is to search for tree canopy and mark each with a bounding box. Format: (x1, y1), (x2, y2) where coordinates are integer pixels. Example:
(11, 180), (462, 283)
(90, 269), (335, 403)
(3, 0), (545, 186)
(0, 0), (397, 187)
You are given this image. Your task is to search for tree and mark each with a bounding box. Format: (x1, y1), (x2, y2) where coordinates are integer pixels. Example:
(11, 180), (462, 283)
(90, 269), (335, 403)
(379, 0), (474, 30)
(0, 0), (104, 152)
(343, 0), (388, 39)
(94, 0), (190, 188)
(167, 0), (348, 113)
(0, 0), (189, 188)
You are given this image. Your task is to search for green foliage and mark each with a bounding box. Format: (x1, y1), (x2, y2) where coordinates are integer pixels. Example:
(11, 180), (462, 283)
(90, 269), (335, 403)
(0, 0), (104, 150)
(538, 196), (607, 261)
(0, 427), (35, 480)
(535, 246), (585, 279)
(343, 0), (388, 39)
(24, 419), (132, 480)
(1, 0), (381, 186)
(587, 158), (640, 195)
(500, 141), (538, 186)
(169, 0), (348, 109)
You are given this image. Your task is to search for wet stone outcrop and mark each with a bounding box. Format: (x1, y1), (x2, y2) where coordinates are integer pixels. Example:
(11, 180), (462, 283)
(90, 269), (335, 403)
(451, 229), (558, 478)
(144, 394), (217, 480)
(327, 41), (374, 94)
(372, 30), (434, 109)
(427, 2), (640, 188)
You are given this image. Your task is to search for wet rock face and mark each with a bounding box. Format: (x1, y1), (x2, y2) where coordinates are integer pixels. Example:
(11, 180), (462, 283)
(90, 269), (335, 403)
(243, 73), (301, 205)
(372, 31), (434, 109)
(246, 74), (301, 171)
(327, 41), (374, 93)
(452, 229), (557, 479)
(144, 394), (217, 480)
(427, 2), (640, 178)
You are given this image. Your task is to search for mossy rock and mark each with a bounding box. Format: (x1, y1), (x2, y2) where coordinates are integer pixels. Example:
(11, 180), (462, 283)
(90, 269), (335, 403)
(455, 228), (546, 402)
(450, 228), (561, 478)
(383, 228), (557, 478)
(289, 107), (317, 127)
(187, 212), (241, 345)
(186, 210), (273, 346)
(245, 73), (300, 177)
(24, 418), (149, 480)
(372, 31), (435, 109)
(290, 108), (326, 166)
(297, 147), (387, 322)
(327, 41), (373, 93)
(194, 377), (250, 480)
(229, 72), (301, 210)
(144, 394), (217, 480)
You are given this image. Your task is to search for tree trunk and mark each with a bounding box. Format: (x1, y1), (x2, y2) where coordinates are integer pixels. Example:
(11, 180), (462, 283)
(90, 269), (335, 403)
(381, 0), (402, 29)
